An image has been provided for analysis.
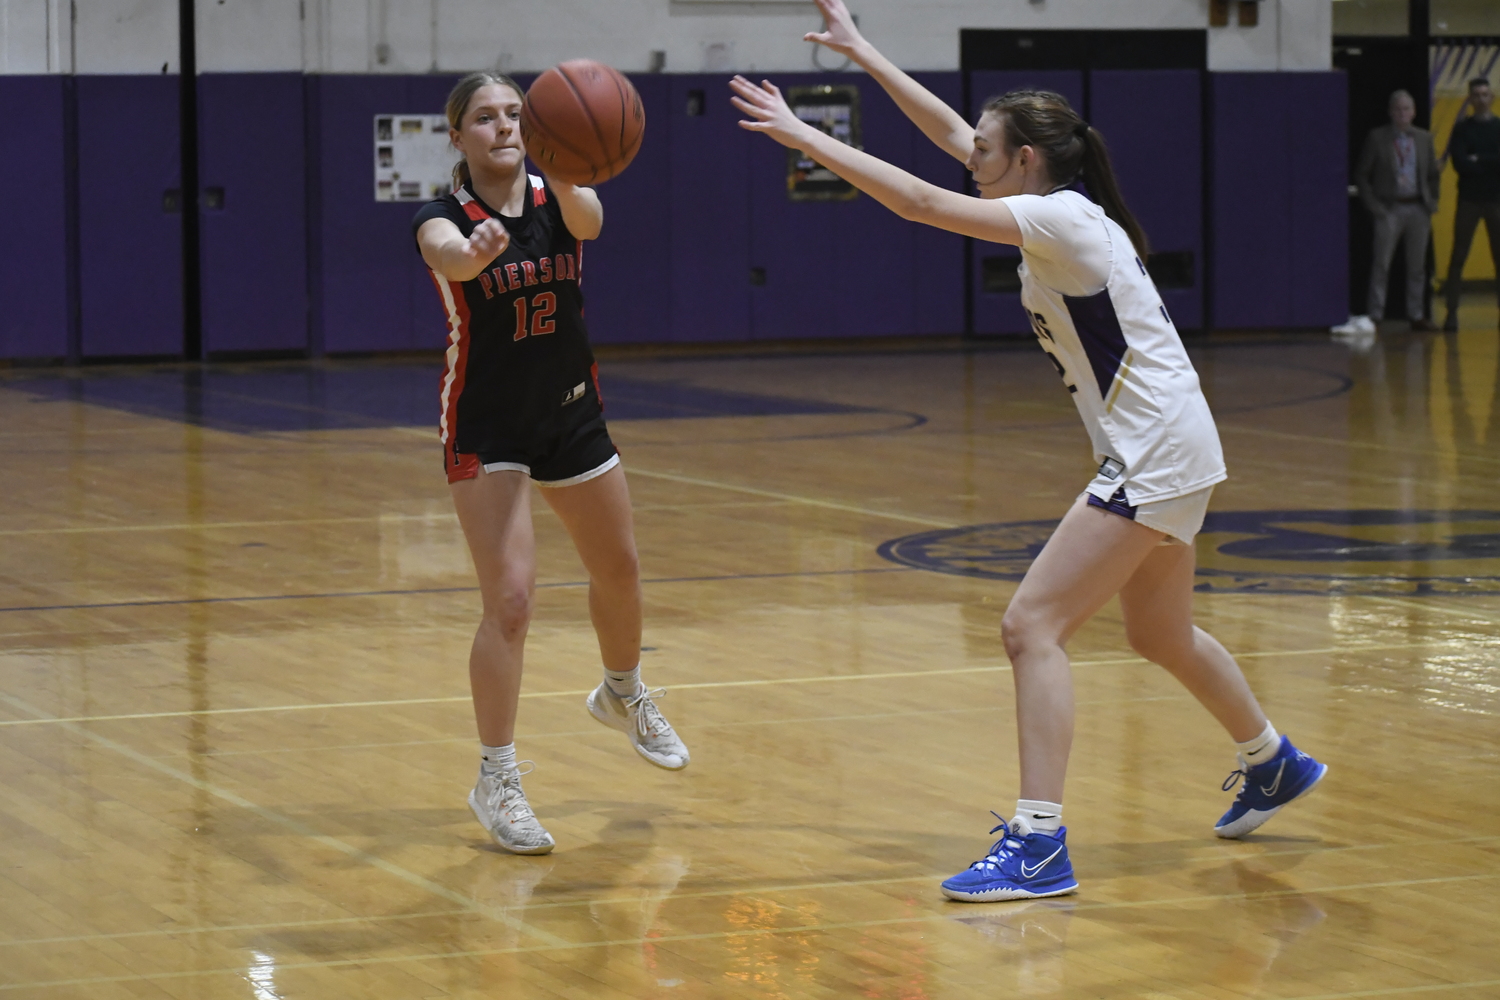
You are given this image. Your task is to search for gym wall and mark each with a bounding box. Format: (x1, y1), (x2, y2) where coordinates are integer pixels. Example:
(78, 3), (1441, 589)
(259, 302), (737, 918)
(0, 0), (1344, 361)
(0, 1), (1332, 76)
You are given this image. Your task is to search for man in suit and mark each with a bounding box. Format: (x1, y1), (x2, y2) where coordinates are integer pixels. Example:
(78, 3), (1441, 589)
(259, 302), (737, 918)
(1348, 90), (1442, 333)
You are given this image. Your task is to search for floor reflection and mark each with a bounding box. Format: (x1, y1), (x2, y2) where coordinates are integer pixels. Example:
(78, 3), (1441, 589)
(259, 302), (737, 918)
(246, 949), (282, 999)
(1204, 862), (1328, 995)
(951, 898), (1075, 996)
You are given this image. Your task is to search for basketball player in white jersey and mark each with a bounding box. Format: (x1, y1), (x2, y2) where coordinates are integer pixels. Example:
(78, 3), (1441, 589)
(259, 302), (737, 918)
(731, 0), (1327, 901)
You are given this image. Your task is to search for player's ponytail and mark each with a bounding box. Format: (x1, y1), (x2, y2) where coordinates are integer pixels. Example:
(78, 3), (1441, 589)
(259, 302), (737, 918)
(982, 90), (1150, 259)
(1075, 126), (1150, 260)
(445, 71), (525, 190)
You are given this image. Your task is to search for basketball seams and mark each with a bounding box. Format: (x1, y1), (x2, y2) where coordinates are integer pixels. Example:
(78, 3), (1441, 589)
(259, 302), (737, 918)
(521, 97), (598, 177)
(553, 63), (613, 182)
(607, 70), (632, 172)
(618, 75), (645, 168)
(521, 61), (644, 186)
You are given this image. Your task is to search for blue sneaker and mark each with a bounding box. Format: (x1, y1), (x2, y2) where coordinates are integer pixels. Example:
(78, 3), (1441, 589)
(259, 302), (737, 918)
(1214, 736), (1328, 839)
(941, 814), (1079, 902)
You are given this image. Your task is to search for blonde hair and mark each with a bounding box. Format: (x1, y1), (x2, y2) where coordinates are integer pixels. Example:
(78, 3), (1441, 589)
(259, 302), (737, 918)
(445, 71), (525, 188)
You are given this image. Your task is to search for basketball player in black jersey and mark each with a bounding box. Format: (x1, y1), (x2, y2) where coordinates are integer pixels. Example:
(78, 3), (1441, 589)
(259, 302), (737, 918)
(414, 72), (689, 855)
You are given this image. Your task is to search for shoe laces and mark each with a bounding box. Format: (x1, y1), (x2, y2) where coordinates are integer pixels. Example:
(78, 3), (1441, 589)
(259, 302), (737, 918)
(1222, 751), (1299, 795)
(969, 812), (1025, 872)
(624, 686), (671, 740)
(492, 762), (538, 825)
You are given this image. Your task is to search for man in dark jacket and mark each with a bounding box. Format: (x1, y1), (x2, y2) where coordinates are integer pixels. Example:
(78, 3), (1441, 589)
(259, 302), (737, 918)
(1443, 78), (1500, 331)
(1352, 90), (1441, 332)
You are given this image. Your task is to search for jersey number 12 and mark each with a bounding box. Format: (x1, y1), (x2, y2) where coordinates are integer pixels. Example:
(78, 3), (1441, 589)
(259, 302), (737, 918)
(513, 292), (557, 341)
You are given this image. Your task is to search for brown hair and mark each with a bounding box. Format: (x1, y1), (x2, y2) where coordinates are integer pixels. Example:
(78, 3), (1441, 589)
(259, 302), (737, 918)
(445, 71), (525, 189)
(982, 89), (1150, 258)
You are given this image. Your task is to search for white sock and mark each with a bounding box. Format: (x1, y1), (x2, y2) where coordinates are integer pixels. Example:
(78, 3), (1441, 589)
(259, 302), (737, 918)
(480, 742), (516, 777)
(1236, 721), (1282, 768)
(604, 664), (641, 698)
(1013, 799), (1063, 837)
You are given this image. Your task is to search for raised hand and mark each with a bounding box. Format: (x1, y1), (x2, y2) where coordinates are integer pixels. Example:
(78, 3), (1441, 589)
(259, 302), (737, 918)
(804, 0), (866, 57)
(468, 218), (510, 263)
(729, 76), (813, 148)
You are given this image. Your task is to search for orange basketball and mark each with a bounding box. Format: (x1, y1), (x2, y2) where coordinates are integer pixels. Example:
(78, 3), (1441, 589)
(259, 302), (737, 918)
(520, 60), (645, 186)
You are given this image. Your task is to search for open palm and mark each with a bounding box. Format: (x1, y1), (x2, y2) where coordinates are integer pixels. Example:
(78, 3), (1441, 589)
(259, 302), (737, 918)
(804, 0), (864, 56)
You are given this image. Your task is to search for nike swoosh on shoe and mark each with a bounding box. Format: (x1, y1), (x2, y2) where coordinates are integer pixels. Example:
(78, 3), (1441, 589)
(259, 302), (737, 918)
(1020, 845), (1064, 879)
(1260, 760), (1286, 797)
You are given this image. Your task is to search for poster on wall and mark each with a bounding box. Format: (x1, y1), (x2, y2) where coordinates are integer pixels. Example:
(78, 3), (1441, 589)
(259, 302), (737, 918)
(1430, 44), (1500, 284)
(374, 114), (456, 202)
(786, 85), (861, 201)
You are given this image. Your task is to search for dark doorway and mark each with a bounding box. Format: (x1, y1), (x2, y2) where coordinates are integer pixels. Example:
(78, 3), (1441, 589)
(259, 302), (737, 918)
(959, 30), (1207, 72)
(1334, 36), (1432, 321)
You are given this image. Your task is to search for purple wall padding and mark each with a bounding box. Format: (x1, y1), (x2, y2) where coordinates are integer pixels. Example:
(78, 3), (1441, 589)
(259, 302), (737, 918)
(77, 75), (183, 357)
(969, 70), (1085, 335)
(310, 74), (471, 354)
(0, 76), (70, 360)
(1285, 74), (1348, 328)
(744, 72), (965, 340)
(1091, 69), (1203, 330)
(1211, 73), (1347, 329)
(198, 73), (308, 354)
(602, 73), (962, 344)
(665, 75), (752, 342)
(577, 75), (673, 344)
(909, 73), (969, 336)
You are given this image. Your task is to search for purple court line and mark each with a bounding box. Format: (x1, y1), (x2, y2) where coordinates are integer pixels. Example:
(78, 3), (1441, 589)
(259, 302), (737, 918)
(0, 567), (914, 615)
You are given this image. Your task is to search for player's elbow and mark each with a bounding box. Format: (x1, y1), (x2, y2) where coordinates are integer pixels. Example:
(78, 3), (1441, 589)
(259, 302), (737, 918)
(570, 210), (604, 241)
(897, 187), (937, 225)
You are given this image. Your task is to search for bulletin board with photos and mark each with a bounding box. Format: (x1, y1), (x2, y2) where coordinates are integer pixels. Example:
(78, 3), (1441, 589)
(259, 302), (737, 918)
(374, 114), (458, 202)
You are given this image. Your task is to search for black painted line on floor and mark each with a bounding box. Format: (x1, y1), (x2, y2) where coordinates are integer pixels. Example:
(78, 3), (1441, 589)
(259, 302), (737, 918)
(0, 567), (914, 615)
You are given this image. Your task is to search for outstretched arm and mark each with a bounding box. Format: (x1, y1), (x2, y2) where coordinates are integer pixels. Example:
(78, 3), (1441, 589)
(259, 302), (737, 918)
(418, 216), (510, 282)
(805, 0), (974, 164)
(730, 77), (1021, 246)
(547, 178), (603, 240)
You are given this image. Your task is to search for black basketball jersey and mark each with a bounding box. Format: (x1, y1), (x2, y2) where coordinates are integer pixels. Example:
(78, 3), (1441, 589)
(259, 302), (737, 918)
(412, 175), (597, 461)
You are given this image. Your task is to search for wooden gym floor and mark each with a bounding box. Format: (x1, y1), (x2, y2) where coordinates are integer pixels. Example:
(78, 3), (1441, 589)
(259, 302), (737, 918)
(1, 297), (1498, 999)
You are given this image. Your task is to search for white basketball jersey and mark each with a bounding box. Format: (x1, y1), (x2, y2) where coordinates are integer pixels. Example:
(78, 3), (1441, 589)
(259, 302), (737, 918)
(1009, 190), (1226, 504)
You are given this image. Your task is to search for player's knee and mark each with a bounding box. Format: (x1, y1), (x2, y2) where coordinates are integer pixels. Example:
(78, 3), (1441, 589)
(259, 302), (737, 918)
(1001, 605), (1054, 662)
(482, 582), (534, 639)
(592, 545), (640, 591)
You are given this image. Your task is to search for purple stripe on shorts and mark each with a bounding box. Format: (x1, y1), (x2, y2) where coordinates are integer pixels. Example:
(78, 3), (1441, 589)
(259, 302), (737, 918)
(1087, 487), (1137, 520)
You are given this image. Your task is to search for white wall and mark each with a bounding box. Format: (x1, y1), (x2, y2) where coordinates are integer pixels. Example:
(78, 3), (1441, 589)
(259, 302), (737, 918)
(76, 0), (179, 73)
(0, 0), (69, 72)
(198, 0), (303, 72)
(1, 0), (1333, 75)
(1209, 0), (1333, 72)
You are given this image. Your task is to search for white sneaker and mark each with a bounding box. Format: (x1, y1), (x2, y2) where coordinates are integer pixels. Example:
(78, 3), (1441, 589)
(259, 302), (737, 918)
(468, 763), (555, 855)
(587, 682), (690, 770)
(1331, 314), (1376, 335)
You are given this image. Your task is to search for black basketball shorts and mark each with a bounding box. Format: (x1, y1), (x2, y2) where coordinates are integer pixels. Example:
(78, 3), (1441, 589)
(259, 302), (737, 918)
(446, 395), (619, 487)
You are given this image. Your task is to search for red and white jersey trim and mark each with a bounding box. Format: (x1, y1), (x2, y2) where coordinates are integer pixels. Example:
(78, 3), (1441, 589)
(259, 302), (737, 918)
(452, 185), (490, 223)
(453, 176), (546, 215)
(433, 272), (472, 447)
